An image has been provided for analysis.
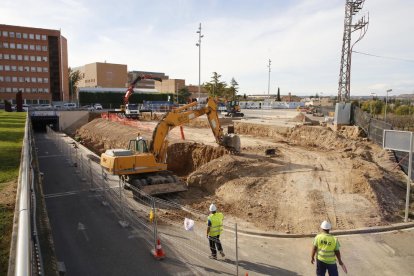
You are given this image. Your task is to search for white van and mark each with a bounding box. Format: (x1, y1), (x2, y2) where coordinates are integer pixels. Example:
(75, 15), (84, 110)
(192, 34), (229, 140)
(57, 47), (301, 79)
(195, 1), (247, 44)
(63, 103), (77, 109)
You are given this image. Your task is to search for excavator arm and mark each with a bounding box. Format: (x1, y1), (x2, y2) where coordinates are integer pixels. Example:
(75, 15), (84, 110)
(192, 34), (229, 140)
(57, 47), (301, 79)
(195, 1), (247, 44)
(123, 74), (163, 104)
(149, 98), (239, 163)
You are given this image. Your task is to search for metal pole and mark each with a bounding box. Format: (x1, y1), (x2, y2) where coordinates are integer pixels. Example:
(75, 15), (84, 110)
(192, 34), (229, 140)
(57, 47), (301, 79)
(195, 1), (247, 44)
(235, 223), (239, 276)
(267, 59), (271, 96)
(385, 89), (392, 122)
(196, 23), (203, 101)
(405, 133), (413, 222)
(152, 199), (158, 251)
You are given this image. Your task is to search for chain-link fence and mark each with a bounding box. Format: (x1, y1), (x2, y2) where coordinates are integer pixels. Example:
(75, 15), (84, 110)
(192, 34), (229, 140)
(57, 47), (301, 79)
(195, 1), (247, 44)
(352, 106), (413, 180)
(45, 126), (240, 275)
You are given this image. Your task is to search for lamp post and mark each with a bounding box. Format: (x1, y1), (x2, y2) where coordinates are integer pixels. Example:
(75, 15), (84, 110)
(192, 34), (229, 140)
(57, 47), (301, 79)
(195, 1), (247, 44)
(196, 23), (203, 101)
(267, 59), (271, 96)
(385, 89), (392, 122)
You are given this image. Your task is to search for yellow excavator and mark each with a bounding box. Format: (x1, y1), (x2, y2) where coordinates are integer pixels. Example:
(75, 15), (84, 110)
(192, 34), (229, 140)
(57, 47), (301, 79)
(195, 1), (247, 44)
(100, 97), (240, 196)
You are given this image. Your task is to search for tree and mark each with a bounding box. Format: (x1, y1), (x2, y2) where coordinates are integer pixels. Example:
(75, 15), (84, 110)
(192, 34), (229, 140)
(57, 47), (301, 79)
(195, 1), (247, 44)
(177, 87), (191, 104)
(276, 87), (281, 101)
(243, 93), (247, 100)
(203, 72), (227, 98)
(225, 77), (239, 100)
(69, 67), (83, 102)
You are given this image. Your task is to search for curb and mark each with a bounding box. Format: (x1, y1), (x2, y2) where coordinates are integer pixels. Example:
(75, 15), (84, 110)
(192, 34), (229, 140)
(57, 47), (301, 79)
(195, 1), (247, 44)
(236, 222), (414, 238)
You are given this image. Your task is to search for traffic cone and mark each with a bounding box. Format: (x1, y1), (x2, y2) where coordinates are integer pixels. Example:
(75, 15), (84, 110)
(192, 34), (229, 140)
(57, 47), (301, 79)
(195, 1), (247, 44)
(153, 239), (165, 259)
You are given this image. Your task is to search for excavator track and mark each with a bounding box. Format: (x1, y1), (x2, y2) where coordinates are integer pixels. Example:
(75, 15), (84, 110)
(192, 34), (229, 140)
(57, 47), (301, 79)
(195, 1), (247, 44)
(126, 171), (187, 197)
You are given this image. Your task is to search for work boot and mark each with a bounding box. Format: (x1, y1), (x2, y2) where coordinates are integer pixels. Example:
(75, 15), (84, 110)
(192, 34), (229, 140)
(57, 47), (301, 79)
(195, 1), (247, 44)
(220, 251), (225, 258)
(209, 255), (217, 260)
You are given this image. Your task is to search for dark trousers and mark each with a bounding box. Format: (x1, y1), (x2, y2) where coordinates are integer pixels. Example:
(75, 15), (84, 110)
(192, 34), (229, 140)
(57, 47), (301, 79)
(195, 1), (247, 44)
(208, 235), (223, 257)
(316, 260), (338, 276)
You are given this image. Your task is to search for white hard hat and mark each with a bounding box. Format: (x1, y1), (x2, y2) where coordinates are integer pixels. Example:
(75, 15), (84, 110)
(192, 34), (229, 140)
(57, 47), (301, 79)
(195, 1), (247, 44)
(320, 220), (331, 230)
(209, 204), (217, 212)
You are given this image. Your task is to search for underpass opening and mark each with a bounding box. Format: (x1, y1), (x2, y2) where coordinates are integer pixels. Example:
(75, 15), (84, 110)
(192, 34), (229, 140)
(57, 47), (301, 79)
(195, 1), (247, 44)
(31, 115), (59, 132)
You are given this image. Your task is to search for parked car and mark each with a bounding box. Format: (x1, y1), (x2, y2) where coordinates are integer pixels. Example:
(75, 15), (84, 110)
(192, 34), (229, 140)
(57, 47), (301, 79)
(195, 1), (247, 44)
(63, 103), (77, 109)
(94, 103), (103, 110)
(81, 105), (95, 111)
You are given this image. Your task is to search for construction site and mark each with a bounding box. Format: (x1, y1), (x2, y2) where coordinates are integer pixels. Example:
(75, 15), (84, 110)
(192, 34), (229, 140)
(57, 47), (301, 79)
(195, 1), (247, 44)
(73, 108), (410, 235)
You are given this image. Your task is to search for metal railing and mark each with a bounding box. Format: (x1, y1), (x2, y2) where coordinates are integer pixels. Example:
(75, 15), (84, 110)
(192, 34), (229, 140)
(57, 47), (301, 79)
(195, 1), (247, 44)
(46, 127), (240, 275)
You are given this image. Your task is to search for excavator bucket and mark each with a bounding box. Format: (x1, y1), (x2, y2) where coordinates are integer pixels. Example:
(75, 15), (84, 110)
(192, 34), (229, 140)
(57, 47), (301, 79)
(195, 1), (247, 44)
(222, 134), (241, 153)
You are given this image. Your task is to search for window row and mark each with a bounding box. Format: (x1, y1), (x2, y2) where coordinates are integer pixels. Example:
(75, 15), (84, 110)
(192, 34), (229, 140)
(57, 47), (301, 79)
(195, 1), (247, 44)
(0, 53), (48, 62)
(0, 42), (48, 51)
(0, 31), (47, 41)
(0, 65), (49, 72)
(0, 76), (49, 83)
(0, 87), (49, 93)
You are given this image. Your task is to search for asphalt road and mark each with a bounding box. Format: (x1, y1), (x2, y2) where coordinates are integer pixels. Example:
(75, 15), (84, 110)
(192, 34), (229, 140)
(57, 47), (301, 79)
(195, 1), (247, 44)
(35, 132), (194, 275)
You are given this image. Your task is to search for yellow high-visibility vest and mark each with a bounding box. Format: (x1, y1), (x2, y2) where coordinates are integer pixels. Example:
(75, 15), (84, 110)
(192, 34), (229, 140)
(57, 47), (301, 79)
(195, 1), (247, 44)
(313, 233), (340, 264)
(207, 212), (224, 237)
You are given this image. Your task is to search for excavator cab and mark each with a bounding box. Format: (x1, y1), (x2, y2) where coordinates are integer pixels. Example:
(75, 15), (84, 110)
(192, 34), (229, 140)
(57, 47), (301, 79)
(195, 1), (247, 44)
(128, 137), (149, 153)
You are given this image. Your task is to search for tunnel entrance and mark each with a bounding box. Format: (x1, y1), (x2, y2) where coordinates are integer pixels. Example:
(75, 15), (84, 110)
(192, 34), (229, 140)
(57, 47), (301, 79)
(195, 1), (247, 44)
(31, 114), (59, 132)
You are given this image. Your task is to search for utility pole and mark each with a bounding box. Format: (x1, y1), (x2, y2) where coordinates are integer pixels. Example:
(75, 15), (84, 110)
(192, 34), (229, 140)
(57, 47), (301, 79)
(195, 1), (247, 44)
(267, 59), (271, 96)
(337, 0), (369, 102)
(196, 23), (204, 101)
(385, 89), (392, 122)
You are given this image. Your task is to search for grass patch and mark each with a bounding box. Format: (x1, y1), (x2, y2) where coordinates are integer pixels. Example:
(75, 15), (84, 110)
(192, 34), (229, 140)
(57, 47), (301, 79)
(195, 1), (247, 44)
(0, 110), (26, 275)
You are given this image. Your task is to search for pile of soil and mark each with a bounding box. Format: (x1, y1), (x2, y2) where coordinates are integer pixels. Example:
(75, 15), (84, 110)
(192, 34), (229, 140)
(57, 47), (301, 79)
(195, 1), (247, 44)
(74, 118), (408, 234)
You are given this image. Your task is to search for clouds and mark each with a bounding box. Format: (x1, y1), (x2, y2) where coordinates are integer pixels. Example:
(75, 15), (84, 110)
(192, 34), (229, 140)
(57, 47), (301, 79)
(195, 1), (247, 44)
(1, 0), (412, 95)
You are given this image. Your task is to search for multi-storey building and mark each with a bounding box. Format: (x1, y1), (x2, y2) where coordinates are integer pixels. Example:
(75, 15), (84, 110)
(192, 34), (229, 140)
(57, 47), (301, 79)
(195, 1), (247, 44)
(0, 24), (68, 104)
(75, 62), (127, 88)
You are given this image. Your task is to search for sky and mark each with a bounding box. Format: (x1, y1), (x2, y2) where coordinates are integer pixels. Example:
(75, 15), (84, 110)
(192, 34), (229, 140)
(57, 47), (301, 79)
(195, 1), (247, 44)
(1, 0), (413, 97)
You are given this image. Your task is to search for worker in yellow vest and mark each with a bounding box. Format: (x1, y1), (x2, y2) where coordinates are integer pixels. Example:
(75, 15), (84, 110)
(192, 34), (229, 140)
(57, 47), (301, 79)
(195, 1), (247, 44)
(206, 204), (225, 260)
(311, 221), (345, 276)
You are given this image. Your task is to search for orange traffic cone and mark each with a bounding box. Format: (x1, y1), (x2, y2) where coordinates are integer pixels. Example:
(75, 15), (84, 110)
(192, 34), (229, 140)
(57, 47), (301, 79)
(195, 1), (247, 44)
(153, 239), (165, 259)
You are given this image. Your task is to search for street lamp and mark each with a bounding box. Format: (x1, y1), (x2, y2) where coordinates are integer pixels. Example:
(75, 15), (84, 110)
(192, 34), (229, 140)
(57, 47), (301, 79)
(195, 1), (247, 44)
(385, 89), (392, 122)
(196, 23), (203, 101)
(267, 59), (271, 96)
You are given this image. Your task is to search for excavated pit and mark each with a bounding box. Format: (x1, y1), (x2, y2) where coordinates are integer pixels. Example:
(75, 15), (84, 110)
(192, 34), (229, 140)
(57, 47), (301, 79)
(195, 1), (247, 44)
(75, 117), (410, 234)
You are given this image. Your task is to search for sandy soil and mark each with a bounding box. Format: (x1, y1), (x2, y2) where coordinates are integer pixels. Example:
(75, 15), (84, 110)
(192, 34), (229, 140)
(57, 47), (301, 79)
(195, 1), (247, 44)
(75, 115), (409, 234)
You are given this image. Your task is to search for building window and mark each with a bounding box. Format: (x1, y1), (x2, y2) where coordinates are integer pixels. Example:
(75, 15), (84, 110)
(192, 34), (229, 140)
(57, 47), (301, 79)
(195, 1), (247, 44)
(17, 43), (22, 49)
(4, 54), (9, 60)
(11, 65), (17, 71)
(18, 66), (23, 71)
(36, 45), (41, 51)
(12, 77), (17, 82)
(18, 77), (24, 82)
(25, 77), (30, 82)
(31, 67), (36, 72)
(35, 34), (41, 40)
(17, 55), (22, 61)
(3, 42), (9, 48)
(29, 44), (35, 50)
(23, 33), (28, 39)
(36, 56), (41, 62)
(16, 32), (21, 38)
(42, 45), (47, 51)
(25, 88), (30, 92)
(29, 33), (34, 39)
(10, 54), (16, 60)
(6, 88), (12, 92)
(30, 56), (35, 61)
(38, 78), (43, 83)
(0, 88), (5, 92)
(43, 78), (48, 83)
(31, 77), (37, 83)
(0, 76), (3, 82)
(41, 34), (47, 40)
(24, 66), (29, 72)
(5, 76), (11, 82)
(10, 32), (15, 38)
(24, 55), (29, 61)
(43, 67), (48, 72)
(5, 65), (10, 71)
(2, 31), (8, 37)
(0, 54), (2, 59)
(0, 65), (3, 70)
(44, 88), (49, 93)
(23, 44), (28, 50)
(42, 56), (48, 62)
(37, 67), (42, 72)
(12, 88), (18, 93)
(10, 43), (15, 49)
(31, 88), (37, 93)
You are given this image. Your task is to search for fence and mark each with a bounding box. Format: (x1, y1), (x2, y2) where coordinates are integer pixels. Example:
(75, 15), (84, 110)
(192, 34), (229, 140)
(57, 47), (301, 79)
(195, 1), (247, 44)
(352, 106), (413, 180)
(45, 126), (240, 275)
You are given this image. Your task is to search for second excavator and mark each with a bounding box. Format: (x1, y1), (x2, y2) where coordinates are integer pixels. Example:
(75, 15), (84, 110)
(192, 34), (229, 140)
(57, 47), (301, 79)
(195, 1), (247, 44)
(100, 98), (240, 196)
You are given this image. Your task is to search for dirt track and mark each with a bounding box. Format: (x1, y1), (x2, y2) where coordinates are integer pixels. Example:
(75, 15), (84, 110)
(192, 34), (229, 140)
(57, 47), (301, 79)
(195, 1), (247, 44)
(75, 114), (409, 234)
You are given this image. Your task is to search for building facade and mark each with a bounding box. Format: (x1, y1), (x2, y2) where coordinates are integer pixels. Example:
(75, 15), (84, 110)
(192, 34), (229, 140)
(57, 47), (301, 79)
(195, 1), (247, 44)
(154, 79), (185, 93)
(0, 24), (68, 104)
(76, 62), (127, 88)
(128, 71), (168, 89)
